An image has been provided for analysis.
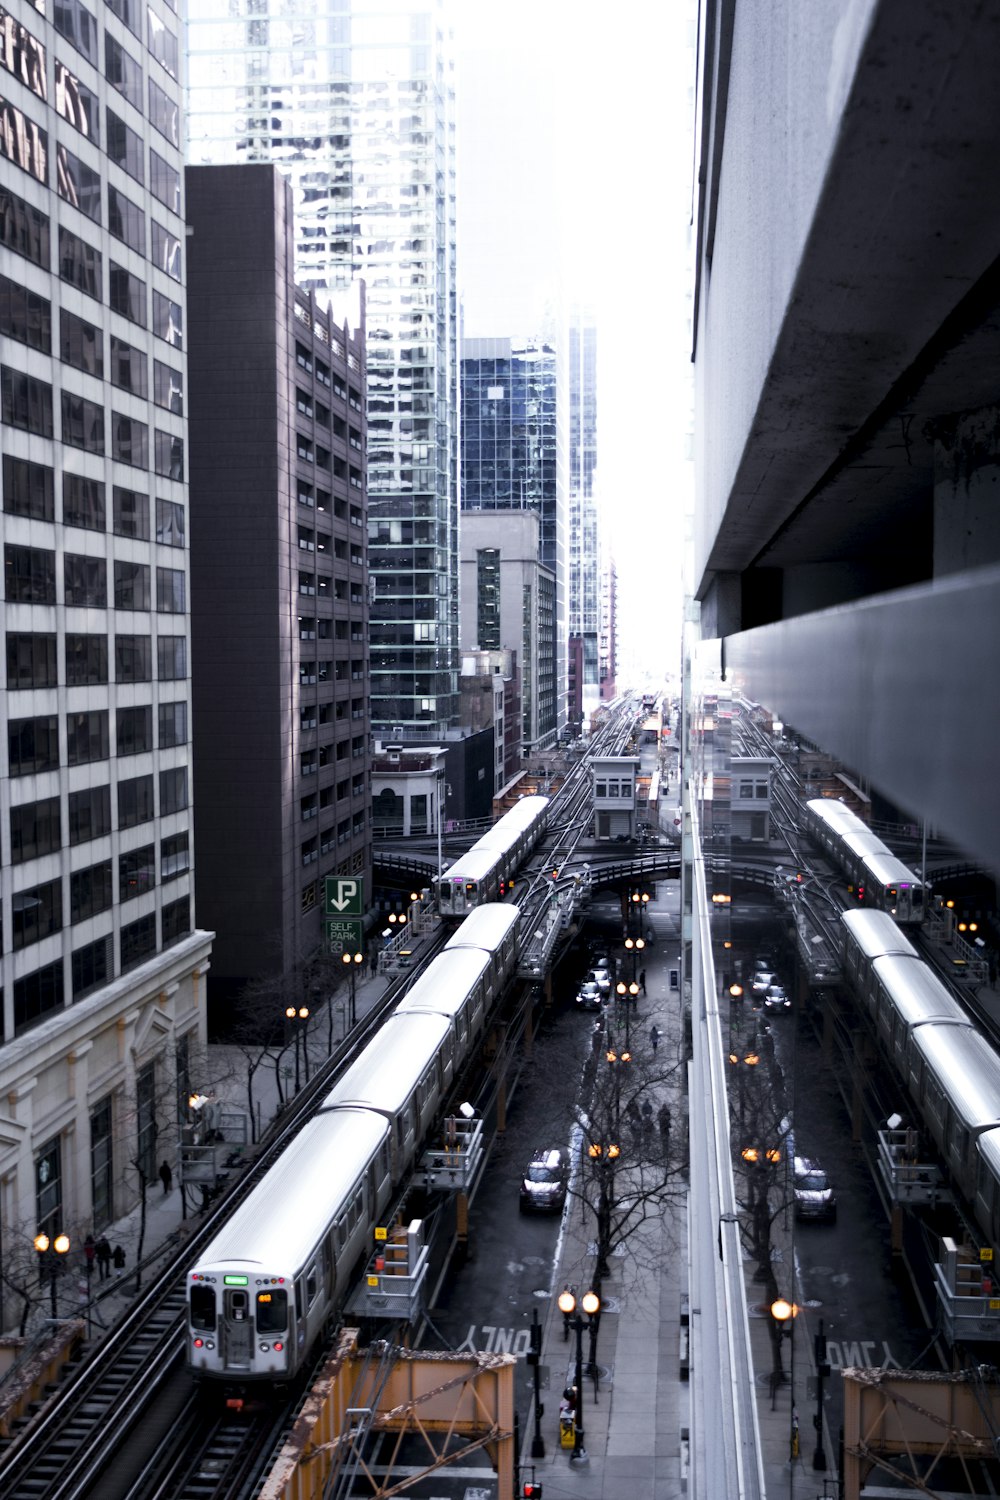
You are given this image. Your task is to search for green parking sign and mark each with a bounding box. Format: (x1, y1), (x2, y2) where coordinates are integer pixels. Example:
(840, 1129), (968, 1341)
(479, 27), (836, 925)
(324, 918), (364, 954)
(324, 877), (364, 916)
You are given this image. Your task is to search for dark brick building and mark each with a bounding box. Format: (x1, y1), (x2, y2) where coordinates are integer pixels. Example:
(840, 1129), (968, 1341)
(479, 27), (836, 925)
(186, 166), (371, 1015)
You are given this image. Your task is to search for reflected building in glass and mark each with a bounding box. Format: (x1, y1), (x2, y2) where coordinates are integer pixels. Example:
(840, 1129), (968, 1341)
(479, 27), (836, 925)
(186, 0), (459, 733)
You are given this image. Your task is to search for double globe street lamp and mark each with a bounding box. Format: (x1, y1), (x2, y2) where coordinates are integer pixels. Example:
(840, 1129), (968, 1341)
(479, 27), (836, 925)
(556, 1287), (601, 1460)
(341, 948), (363, 1026)
(34, 1231), (70, 1317)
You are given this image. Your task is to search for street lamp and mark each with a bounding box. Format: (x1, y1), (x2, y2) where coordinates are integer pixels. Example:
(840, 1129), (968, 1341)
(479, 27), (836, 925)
(284, 1004), (310, 1092)
(34, 1231), (69, 1317)
(623, 934), (645, 982)
(615, 980), (639, 1046)
(341, 949), (363, 1027)
(556, 1287), (600, 1459)
(769, 1295), (798, 1400)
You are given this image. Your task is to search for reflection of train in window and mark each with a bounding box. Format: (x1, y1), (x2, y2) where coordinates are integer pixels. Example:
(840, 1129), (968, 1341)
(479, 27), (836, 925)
(805, 798), (923, 924)
(435, 795), (549, 918)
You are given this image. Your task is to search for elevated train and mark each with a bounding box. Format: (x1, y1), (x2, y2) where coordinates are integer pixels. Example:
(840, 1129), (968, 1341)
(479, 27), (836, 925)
(841, 910), (1000, 1280)
(805, 797), (924, 924)
(187, 901), (522, 1384)
(435, 795), (549, 918)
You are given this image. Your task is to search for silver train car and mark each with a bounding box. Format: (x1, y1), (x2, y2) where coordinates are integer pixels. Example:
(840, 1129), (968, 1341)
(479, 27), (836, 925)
(806, 798), (923, 924)
(186, 904), (522, 1385)
(436, 795), (549, 917)
(840, 909), (1000, 1266)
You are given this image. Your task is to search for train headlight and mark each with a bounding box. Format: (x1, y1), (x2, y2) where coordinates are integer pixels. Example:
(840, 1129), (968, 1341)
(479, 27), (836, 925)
(259, 1343), (270, 1352)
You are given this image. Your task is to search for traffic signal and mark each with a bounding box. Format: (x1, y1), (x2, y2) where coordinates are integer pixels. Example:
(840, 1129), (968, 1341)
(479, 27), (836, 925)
(523, 1484), (543, 1498)
(526, 1318), (541, 1366)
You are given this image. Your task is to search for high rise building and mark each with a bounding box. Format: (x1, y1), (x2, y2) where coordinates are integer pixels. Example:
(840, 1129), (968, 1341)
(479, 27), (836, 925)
(460, 335), (565, 750)
(567, 314), (599, 726)
(185, 165), (371, 1012)
(185, 0), (459, 735)
(0, 0), (211, 1261)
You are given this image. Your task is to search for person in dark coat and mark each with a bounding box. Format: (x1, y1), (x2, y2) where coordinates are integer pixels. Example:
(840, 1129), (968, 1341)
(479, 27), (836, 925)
(95, 1235), (111, 1280)
(112, 1244), (126, 1275)
(639, 968), (647, 994)
(84, 1234), (96, 1278)
(159, 1159), (172, 1194)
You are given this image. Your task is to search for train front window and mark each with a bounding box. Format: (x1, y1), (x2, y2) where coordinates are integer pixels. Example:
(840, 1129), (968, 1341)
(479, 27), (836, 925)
(190, 1284), (216, 1330)
(256, 1288), (288, 1333)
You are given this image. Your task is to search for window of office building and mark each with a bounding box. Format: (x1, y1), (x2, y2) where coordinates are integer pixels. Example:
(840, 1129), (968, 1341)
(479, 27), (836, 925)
(119, 843), (154, 900)
(0, 95), (47, 183)
(72, 934), (110, 999)
(60, 307), (102, 375)
(156, 566), (183, 613)
(16, 961), (63, 1034)
(109, 262), (145, 326)
(54, 59), (99, 141)
(113, 559), (150, 610)
(12, 877), (62, 950)
(153, 428), (182, 480)
(5, 543), (55, 602)
(53, 0), (96, 63)
(2, 367), (53, 434)
(162, 895), (189, 945)
(90, 1095), (113, 1227)
(151, 289), (181, 347)
(159, 765), (187, 817)
(156, 635), (185, 680)
(157, 701), (186, 748)
(8, 715), (59, 775)
(104, 31), (141, 107)
(122, 914), (156, 977)
(161, 829), (188, 879)
(106, 107), (143, 183)
(0, 271), (50, 350)
(58, 225), (100, 298)
(149, 154), (179, 216)
(113, 485), (149, 539)
(116, 703), (151, 755)
(115, 633), (151, 682)
(66, 708), (108, 765)
(147, 76), (177, 145)
(70, 858), (112, 923)
(106, 0), (141, 41)
(64, 551), (106, 606)
(118, 773), (153, 829)
(4, 455), (53, 520)
(66, 632), (107, 684)
(108, 183), (144, 254)
(155, 496), (183, 545)
(56, 143), (101, 221)
(63, 473), (105, 531)
(68, 783), (110, 844)
(153, 361), (182, 414)
(11, 795), (61, 863)
(61, 390), (104, 452)
(111, 412), (148, 467)
(109, 336), (147, 396)
(146, 7), (176, 76)
(0, 10), (46, 99)
(7, 632), (57, 688)
(0, 184), (48, 264)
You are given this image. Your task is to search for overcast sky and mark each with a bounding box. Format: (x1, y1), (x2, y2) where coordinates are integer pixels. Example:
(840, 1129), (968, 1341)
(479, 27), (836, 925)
(455, 1), (695, 685)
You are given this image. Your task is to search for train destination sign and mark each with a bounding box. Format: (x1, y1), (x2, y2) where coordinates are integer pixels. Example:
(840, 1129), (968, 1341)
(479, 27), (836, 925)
(325, 877), (364, 915)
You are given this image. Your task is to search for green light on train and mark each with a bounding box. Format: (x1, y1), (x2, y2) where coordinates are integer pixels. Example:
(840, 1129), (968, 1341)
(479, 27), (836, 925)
(224, 1275), (249, 1286)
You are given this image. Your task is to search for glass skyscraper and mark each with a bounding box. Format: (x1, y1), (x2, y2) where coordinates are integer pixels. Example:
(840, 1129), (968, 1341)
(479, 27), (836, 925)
(567, 314), (599, 714)
(186, 0), (459, 732)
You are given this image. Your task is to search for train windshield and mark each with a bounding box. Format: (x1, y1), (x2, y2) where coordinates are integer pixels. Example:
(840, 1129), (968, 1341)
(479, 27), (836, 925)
(256, 1287), (288, 1334)
(190, 1284), (216, 1330)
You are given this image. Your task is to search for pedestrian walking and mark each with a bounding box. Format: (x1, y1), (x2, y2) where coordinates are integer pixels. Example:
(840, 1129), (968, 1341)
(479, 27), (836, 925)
(639, 968), (647, 995)
(650, 1023), (660, 1054)
(95, 1235), (111, 1280)
(369, 949), (378, 976)
(158, 1158), (172, 1195)
(83, 1234), (96, 1279)
(112, 1244), (126, 1276)
(658, 1103), (672, 1139)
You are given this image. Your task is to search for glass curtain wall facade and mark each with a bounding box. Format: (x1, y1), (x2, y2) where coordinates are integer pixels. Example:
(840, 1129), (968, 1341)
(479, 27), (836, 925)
(185, 0), (459, 733)
(461, 335), (564, 743)
(567, 315), (599, 716)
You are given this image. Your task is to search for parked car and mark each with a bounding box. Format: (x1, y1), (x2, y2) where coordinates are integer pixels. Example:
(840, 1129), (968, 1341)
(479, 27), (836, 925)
(793, 1157), (837, 1222)
(752, 969), (777, 995)
(575, 980), (603, 1011)
(762, 983), (791, 1015)
(520, 1147), (570, 1213)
